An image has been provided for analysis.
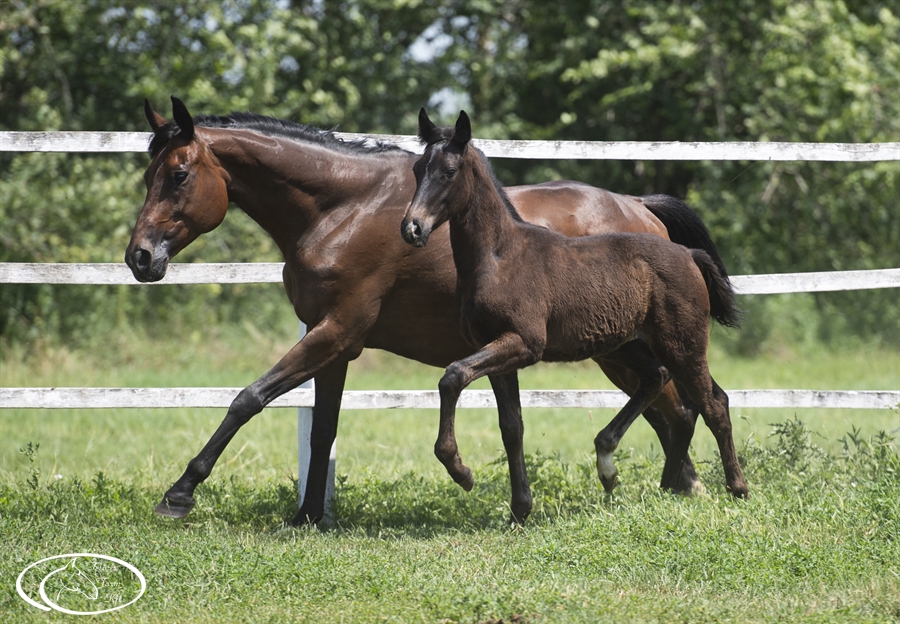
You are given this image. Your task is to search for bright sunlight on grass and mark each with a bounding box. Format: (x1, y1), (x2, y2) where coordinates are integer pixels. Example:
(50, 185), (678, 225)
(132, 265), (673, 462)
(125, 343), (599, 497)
(2, 328), (898, 622)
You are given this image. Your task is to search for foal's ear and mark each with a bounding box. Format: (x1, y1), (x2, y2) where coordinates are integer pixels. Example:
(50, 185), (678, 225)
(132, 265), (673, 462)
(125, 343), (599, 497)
(144, 99), (168, 132)
(451, 110), (472, 149)
(417, 107), (439, 144)
(171, 96), (195, 142)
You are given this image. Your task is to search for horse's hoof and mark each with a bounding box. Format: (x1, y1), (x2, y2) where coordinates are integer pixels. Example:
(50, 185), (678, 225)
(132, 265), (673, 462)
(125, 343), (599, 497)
(290, 510), (322, 526)
(508, 511), (530, 527)
(688, 480), (708, 497)
(456, 467), (475, 492)
(154, 495), (195, 518)
(600, 471), (618, 493)
(727, 483), (750, 499)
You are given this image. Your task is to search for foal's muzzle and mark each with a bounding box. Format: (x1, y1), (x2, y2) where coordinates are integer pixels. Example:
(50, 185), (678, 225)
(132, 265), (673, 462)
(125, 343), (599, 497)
(401, 218), (429, 248)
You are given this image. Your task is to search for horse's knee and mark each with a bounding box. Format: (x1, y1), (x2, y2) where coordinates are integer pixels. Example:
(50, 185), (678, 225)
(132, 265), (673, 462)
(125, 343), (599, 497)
(229, 386), (264, 422)
(438, 363), (469, 399)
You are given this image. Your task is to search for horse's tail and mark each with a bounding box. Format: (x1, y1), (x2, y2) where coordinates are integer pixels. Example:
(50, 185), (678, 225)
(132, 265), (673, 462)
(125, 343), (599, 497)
(642, 194), (731, 281)
(690, 249), (741, 328)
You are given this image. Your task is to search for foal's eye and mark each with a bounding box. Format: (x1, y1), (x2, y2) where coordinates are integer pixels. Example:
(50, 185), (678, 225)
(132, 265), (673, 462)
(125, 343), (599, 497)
(445, 168), (457, 179)
(172, 171), (189, 186)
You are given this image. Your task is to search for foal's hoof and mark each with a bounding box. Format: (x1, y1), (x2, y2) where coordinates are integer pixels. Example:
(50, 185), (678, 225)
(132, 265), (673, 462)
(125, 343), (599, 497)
(727, 483), (750, 499)
(454, 466), (475, 492)
(154, 495), (195, 518)
(600, 471), (619, 493)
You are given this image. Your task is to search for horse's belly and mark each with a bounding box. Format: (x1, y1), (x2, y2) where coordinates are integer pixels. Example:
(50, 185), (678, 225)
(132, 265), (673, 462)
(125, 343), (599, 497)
(542, 309), (638, 362)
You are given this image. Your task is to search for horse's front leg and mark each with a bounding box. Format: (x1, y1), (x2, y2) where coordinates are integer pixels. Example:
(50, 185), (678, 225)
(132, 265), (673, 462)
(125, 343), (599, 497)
(488, 371), (532, 525)
(436, 333), (540, 495)
(293, 359), (348, 526)
(155, 318), (362, 519)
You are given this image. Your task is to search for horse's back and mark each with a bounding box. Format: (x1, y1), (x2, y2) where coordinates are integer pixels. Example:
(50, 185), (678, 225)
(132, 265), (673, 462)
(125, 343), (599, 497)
(526, 231), (706, 361)
(507, 181), (669, 239)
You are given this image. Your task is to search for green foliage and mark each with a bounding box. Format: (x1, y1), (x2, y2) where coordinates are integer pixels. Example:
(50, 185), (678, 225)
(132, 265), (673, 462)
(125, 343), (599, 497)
(1, 0), (897, 350)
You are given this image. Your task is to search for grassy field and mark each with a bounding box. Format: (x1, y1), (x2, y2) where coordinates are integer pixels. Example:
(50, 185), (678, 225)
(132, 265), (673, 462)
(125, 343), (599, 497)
(1, 327), (898, 622)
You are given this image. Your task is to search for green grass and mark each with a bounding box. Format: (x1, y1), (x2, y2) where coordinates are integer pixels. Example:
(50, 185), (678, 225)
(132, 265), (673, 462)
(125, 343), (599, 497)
(1, 328), (899, 622)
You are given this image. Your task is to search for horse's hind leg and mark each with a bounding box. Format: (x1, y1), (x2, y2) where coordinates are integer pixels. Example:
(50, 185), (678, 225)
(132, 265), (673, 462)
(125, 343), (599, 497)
(595, 358), (701, 493)
(436, 332), (540, 494)
(682, 375), (748, 498)
(594, 341), (676, 492)
(660, 351), (749, 498)
(489, 371), (532, 525)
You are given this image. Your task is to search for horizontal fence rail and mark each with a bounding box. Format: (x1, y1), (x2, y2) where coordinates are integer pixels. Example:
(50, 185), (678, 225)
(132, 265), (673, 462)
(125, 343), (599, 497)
(2, 388), (898, 411)
(2, 263), (899, 295)
(2, 131), (899, 161)
(2, 134), (897, 415)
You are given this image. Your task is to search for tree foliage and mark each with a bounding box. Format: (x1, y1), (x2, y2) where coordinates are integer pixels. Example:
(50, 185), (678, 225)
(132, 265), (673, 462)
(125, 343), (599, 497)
(1, 0), (897, 348)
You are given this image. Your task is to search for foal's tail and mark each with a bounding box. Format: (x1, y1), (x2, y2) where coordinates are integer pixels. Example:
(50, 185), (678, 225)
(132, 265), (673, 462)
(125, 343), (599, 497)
(691, 249), (741, 328)
(642, 194), (731, 281)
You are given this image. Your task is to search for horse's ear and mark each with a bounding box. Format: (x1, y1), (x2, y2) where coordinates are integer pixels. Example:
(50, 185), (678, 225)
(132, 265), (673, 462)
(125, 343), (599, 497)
(144, 99), (168, 132)
(451, 110), (472, 149)
(171, 96), (195, 142)
(417, 107), (439, 144)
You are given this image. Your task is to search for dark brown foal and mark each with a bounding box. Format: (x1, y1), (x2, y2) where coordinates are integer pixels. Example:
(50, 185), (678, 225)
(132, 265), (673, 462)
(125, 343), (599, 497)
(401, 110), (748, 511)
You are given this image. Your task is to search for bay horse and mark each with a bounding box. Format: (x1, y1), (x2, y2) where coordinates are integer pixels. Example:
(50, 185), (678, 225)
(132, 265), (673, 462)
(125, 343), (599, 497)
(127, 97), (734, 525)
(401, 109), (748, 504)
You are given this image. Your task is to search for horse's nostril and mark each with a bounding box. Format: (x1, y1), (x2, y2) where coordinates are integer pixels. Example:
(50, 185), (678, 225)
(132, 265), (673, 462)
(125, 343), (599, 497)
(135, 248), (152, 271)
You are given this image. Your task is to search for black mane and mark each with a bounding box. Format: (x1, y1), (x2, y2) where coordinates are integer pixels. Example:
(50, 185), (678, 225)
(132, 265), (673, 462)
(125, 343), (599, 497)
(471, 145), (524, 223)
(149, 111), (411, 158)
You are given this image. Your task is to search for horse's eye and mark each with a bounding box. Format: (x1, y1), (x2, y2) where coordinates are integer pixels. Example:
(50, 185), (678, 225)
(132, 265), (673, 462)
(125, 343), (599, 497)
(172, 171), (188, 186)
(445, 168), (457, 179)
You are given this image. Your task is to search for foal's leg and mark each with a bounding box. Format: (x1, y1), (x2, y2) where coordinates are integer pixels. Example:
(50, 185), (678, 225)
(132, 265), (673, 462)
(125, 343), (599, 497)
(436, 333), (540, 493)
(156, 318), (362, 518)
(489, 371), (532, 525)
(593, 342), (678, 492)
(595, 359), (701, 493)
(675, 372), (749, 498)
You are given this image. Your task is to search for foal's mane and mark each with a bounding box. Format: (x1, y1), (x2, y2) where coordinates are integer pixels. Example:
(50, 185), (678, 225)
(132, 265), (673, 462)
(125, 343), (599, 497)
(468, 145), (524, 223)
(149, 112), (411, 159)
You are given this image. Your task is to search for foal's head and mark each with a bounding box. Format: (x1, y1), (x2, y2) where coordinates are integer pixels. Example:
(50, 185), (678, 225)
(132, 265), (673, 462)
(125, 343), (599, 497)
(125, 97), (231, 282)
(401, 108), (475, 247)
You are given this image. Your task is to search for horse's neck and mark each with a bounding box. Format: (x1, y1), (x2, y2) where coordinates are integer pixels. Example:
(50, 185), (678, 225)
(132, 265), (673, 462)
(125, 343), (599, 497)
(449, 167), (517, 278)
(206, 129), (405, 254)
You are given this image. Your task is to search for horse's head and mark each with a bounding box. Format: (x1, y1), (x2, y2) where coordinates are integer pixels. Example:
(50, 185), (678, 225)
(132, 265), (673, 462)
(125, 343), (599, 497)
(401, 108), (472, 248)
(125, 97), (231, 282)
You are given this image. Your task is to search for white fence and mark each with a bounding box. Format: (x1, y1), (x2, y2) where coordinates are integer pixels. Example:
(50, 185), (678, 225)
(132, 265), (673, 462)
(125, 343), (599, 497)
(2, 132), (899, 507)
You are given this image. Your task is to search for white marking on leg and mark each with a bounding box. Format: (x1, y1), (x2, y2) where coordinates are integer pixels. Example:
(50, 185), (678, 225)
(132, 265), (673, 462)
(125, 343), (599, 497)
(596, 451), (617, 481)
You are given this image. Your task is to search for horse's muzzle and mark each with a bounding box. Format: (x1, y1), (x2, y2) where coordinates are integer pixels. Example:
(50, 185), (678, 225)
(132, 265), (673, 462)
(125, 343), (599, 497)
(125, 244), (169, 282)
(401, 219), (429, 248)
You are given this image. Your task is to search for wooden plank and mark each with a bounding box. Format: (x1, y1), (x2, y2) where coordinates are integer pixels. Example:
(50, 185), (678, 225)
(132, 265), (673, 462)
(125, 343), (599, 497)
(0, 132), (149, 153)
(730, 268), (900, 294)
(1, 388), (897, 410)
(472, 139), (900, 162)
(2, 131), (898, 162)
(3, 263), (898, 294)
(0, 263), (285, 285)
